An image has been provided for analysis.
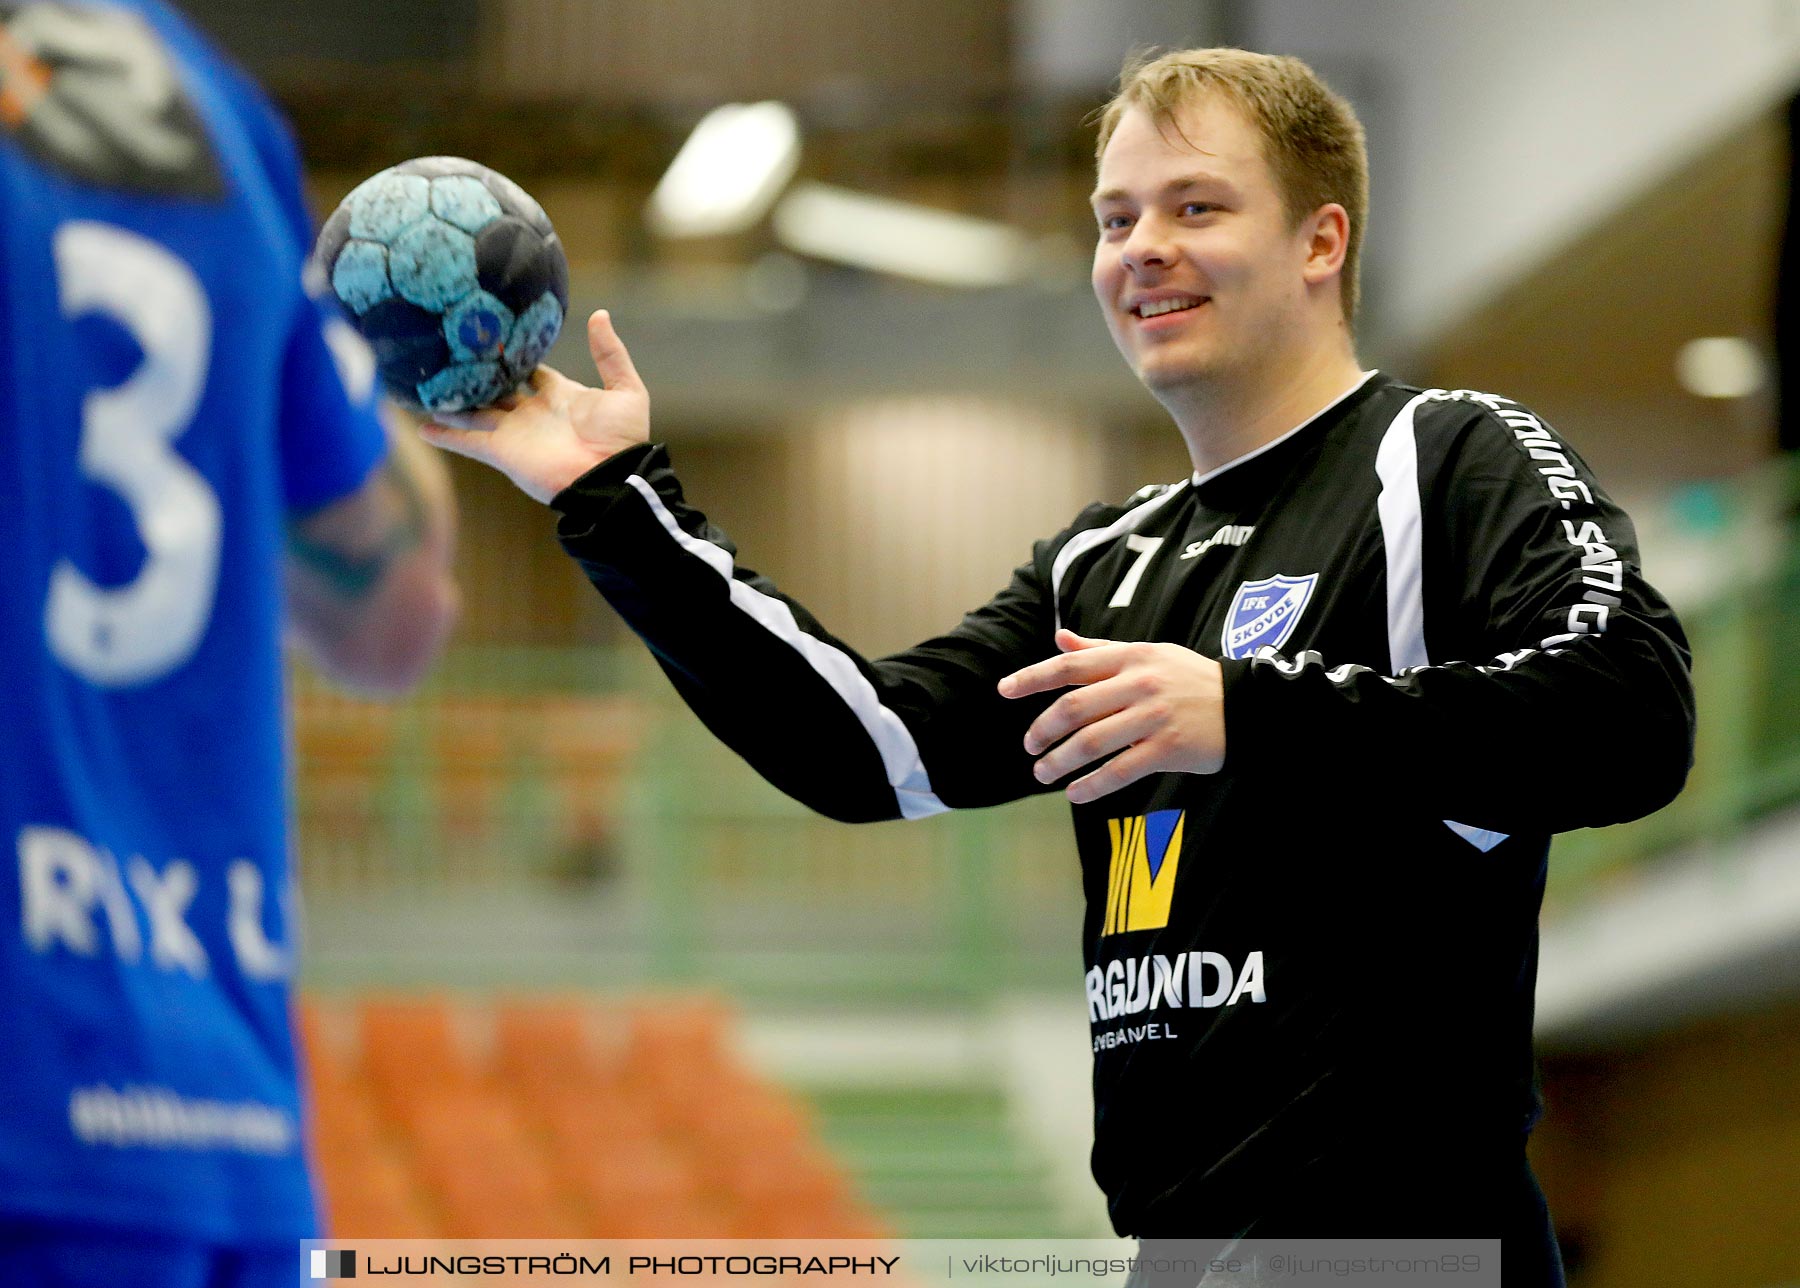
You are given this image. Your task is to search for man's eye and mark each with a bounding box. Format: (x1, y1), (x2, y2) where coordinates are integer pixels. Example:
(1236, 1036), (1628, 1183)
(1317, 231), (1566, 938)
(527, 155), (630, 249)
(1181, 202), (1216, 216)
(1100, 214), (1132, 231)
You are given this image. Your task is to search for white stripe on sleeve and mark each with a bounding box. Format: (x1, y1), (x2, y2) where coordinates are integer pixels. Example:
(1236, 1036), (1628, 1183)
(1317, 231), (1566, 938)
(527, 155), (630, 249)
(1375, 391), (1511, 853)
(1376, 391), (1432, 674)
(626, 475), (947, 820)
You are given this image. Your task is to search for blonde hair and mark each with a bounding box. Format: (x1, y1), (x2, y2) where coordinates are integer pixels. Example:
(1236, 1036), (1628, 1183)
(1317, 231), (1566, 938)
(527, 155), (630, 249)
(1095, 48), (1369, 327)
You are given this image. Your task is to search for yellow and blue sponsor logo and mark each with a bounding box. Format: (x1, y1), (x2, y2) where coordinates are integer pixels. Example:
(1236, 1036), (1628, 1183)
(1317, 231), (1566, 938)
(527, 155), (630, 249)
(1101, 808), (1185, 936)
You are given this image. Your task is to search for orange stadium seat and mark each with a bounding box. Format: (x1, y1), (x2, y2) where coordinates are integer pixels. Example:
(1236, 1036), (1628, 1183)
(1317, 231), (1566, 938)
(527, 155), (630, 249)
(402, 1089), (534, 1165)
(293, 995), (356, 1090)
(356, 995), (479, 1093)
(531, 1090), (662, 1155)
(671, 1082), (811, 1155)
(303, 992), (879, 1242)
(432, 1153), (587, 1239)
(711, 1141), (851, 1217)
(494, 995), (624, 1091)
(556, 1135), (694, 1204)
(316, 1144), (439, 1239)
(308, 1078), (382, 1151)
(622, 996), (734, 1096)
(293, 995), (326, 1060)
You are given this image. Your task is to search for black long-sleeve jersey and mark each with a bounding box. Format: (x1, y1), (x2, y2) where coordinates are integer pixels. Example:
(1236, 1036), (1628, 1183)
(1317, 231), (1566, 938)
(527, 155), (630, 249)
(550, 371), (1694, 1248)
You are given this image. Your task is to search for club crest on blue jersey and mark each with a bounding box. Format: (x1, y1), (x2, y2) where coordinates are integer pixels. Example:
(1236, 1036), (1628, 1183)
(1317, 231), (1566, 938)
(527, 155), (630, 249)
(1222, 573), (1318, 659)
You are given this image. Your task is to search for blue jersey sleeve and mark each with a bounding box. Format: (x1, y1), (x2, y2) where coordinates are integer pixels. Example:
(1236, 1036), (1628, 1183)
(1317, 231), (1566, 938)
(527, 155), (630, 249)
(277, 290), (388, 513)
(210, 51), (388, 512)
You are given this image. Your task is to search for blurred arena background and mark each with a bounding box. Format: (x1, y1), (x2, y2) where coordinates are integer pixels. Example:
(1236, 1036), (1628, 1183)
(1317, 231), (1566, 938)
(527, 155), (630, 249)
(185, 0), (1800, 1282)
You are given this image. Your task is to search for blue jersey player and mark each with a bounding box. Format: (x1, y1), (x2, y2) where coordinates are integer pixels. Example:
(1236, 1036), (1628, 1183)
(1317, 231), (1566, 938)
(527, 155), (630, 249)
(0, 1), (459, 1283)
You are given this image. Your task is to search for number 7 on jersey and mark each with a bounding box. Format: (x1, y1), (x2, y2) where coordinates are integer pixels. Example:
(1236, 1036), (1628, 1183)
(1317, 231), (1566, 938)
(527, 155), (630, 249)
(1108, 534), (1165, 609)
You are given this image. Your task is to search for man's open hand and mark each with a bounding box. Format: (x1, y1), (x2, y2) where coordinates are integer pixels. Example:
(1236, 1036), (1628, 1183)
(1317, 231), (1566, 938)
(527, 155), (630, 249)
(998, 628), (1226, 804)
(418, 309), (649, 504)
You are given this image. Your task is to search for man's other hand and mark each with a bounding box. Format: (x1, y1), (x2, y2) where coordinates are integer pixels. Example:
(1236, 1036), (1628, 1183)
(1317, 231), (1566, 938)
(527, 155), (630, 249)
(998, 628), (1226, 804)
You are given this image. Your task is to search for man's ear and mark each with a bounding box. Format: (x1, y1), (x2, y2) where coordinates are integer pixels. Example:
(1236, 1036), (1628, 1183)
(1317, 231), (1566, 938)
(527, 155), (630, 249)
(1301, 203), (1350, 286)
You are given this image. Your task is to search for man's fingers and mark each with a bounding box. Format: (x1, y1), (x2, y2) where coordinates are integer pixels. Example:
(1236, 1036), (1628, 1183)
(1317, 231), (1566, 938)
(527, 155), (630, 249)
(417, 419), (498, 464)
(586, 309), (645, 394)
(528, 364), (583, 399)
(1031, 706), (1157, 785)
(1023, 675), (1134, 756)
(491, 374), (542, 410)
(421, 403), (507, 433)
(999, 644), (1124, 698)
(1055, 628), (1111, 653)
(1065, 742), (1160, 805)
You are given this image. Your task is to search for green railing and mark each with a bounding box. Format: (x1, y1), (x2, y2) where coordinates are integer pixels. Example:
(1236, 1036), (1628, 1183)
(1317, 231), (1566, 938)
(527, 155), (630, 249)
(621, 693), (1083, 999)
(1547, 469), (1800, 904)
(295, 464), (1800, 990)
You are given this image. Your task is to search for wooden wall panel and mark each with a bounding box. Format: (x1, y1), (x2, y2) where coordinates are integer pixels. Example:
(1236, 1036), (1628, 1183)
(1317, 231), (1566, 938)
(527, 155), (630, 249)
(482, 0), (1011, 104)
(782, 397), (1109, 657)
(434, 399), (1181, 652)
(442, 453), (597, 646)
(1534, 1005), (1800, 1287)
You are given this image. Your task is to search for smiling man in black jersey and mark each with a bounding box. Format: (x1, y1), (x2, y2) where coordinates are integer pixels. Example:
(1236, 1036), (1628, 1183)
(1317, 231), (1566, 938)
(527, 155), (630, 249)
(422, 48), (1694, 1287)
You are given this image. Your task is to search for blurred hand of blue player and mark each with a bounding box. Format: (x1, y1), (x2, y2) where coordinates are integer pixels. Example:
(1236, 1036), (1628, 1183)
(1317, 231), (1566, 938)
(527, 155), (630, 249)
(419, 310), (648, 503)
(998, 628), (1226, 804)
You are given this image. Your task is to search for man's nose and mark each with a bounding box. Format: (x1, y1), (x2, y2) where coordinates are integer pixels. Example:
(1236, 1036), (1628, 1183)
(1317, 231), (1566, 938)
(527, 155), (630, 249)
(1121, 218), (1174, 273)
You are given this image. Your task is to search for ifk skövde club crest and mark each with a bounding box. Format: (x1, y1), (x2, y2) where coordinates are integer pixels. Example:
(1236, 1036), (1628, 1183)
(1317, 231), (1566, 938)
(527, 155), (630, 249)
(1222, 573), (1319, 659)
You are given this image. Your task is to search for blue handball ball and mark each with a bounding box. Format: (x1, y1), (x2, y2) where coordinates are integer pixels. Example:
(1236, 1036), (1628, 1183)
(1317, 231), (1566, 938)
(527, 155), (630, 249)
(312, 156), (570, 413)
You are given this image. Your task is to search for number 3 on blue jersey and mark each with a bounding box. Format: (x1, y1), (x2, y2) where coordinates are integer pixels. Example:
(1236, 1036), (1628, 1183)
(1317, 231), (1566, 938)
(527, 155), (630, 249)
(46, 220), (221, 687)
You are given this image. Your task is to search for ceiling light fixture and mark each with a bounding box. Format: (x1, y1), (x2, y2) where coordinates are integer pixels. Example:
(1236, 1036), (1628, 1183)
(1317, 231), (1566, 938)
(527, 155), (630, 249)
(773, 182), (1034, 289)
(648, 101), (802, 239)
(1675, 336), (1765, 399)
